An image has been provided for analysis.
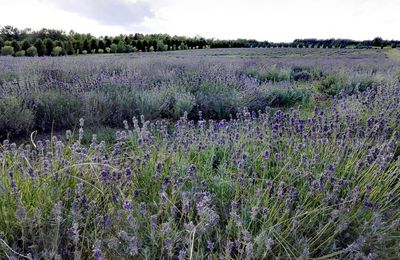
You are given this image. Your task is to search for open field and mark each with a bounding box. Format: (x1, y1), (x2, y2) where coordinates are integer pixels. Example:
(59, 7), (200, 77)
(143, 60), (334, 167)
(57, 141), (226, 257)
(0, 48), (400, 258)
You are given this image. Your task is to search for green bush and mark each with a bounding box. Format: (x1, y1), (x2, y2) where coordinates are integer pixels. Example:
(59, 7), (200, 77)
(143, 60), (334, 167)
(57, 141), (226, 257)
(0, 97), (34, 139)
(135, 89), (165, 120)
(1, 46), (14, 56)
(110, 44), (118, 53)
(15, 50), (25, 57)
(264, 86), (310, 107)
(84, 87), (132, 126)
(32, 90), (82, 131)
(172, 92), (196, 118)
(158, 87), (196, 119)
(348, 75), (379, 94)
(51, 46), (62, 56)
(26, 46), (38, 57)
(317, 73), (344, 96)
(194, 83), (239, 119)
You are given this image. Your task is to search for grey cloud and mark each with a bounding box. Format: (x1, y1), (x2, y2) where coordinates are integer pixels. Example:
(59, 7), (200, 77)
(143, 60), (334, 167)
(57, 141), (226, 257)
(53, 0), (154, 27)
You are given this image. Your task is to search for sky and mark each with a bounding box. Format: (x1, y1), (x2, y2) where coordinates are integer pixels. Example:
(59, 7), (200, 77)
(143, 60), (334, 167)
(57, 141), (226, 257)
(0, 0), (399, 41)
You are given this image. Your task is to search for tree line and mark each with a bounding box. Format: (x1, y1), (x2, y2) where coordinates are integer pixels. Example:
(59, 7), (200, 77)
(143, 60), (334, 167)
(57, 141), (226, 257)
(0, 25), (399, 57)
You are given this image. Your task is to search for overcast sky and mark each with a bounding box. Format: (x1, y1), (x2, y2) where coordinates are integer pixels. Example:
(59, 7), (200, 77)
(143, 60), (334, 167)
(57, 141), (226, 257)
(0, 0), (399, 41)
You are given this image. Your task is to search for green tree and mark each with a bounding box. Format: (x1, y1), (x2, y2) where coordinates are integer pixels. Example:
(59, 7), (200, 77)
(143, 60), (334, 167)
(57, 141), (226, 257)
(34, 39), (45, 56)
(65, 41), (75, 55)
(90, 38), (98, 52)
(83, 39), (90, 51)
(52, 46), (62, 56)
(44, 38), (54, 55)
(11, 40), (20, 52)
(110, 43), (118, 53)
(372, 37), (383, 48)
(21, 40), (31, 51)
(0, 36), (5, 49)
(1, 46), (14, 56)
(156, 40), (167, 51)
(26, 46), (38, 56)
(105, 37), (112, 48)
(98, 40), (105, 50)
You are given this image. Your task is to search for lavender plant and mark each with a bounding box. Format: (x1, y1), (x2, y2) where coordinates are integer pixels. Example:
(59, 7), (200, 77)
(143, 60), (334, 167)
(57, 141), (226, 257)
(0, 48), (399, 258)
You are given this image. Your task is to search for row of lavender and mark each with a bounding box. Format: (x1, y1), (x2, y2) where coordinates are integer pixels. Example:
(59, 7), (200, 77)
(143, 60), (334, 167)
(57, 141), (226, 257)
(1, 48), (399, 140)
(1, 80), (400, 257)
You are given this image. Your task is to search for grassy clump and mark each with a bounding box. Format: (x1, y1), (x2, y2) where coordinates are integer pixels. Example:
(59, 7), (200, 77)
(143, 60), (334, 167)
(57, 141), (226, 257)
(0, 97), (34, 139)
(32, 89), (82, 131)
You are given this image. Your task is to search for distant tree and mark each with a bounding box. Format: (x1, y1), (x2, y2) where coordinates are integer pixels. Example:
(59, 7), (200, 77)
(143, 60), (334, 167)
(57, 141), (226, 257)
(142, 40), (148, 52)
(156, 40), (167, 51)
(83, 39), (90, 51)
(65, 41), (75, 55)
(112, 38), (119, 44)
(110, 43), (118, 53)
(1, 46), (14, 56)
(372, 37), (383, 47)
(11, 40), (20, 52)
(21, 40), (31, 51)
(53, 40), (65, 55)
(124, 36), (131, 45)
(34, 39), (45, 56)
(52, 46), (62, 56)
(44, 38), (54, 55)
(26, 46), (38, 56)
(105, 37), (112, 48)
(136, 40), (143, 51)
(0, 37), (5, 49)
(98, 40), (105, 50)
(90, 38), (98, 52)
(15, 50), (25, 57)
(0, 25), (20, 40)
(116, 42), (127, 53)
(73, 40), (82, 53)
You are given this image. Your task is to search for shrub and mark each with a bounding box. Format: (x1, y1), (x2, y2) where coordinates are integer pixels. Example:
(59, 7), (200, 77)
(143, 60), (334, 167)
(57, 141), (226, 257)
(91, 49), (96, 54)
(194, 83), (239, 119)
(82, 50), (88, 54)
(171, 92), (196, 118)
(159, 87), (196, 119)
(26, 46), (38, 57)
(105, 47), (111, 53)
(1, 46), (14, 56)
(110, 44), (118, 53)
(135, 89), (166, 120)
(0, 97), (34, 139)
(317, 74), (344, 96)
(84, 85), (147, 126)
(266, 87), (310, 107)
(51, 46), (62, 56)
(157, 41), (167, 51)
(32, 90), (82, 131)
(240, 67), (291, 83)
(293, 71), (312, 81)
(15, 50), (25, 57)
(98, 49), (104, 54)
(348, 75), (379, 94)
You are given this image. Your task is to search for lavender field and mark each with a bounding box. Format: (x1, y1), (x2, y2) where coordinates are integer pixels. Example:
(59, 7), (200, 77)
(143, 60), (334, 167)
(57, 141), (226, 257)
(1, 48), (400, 259)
